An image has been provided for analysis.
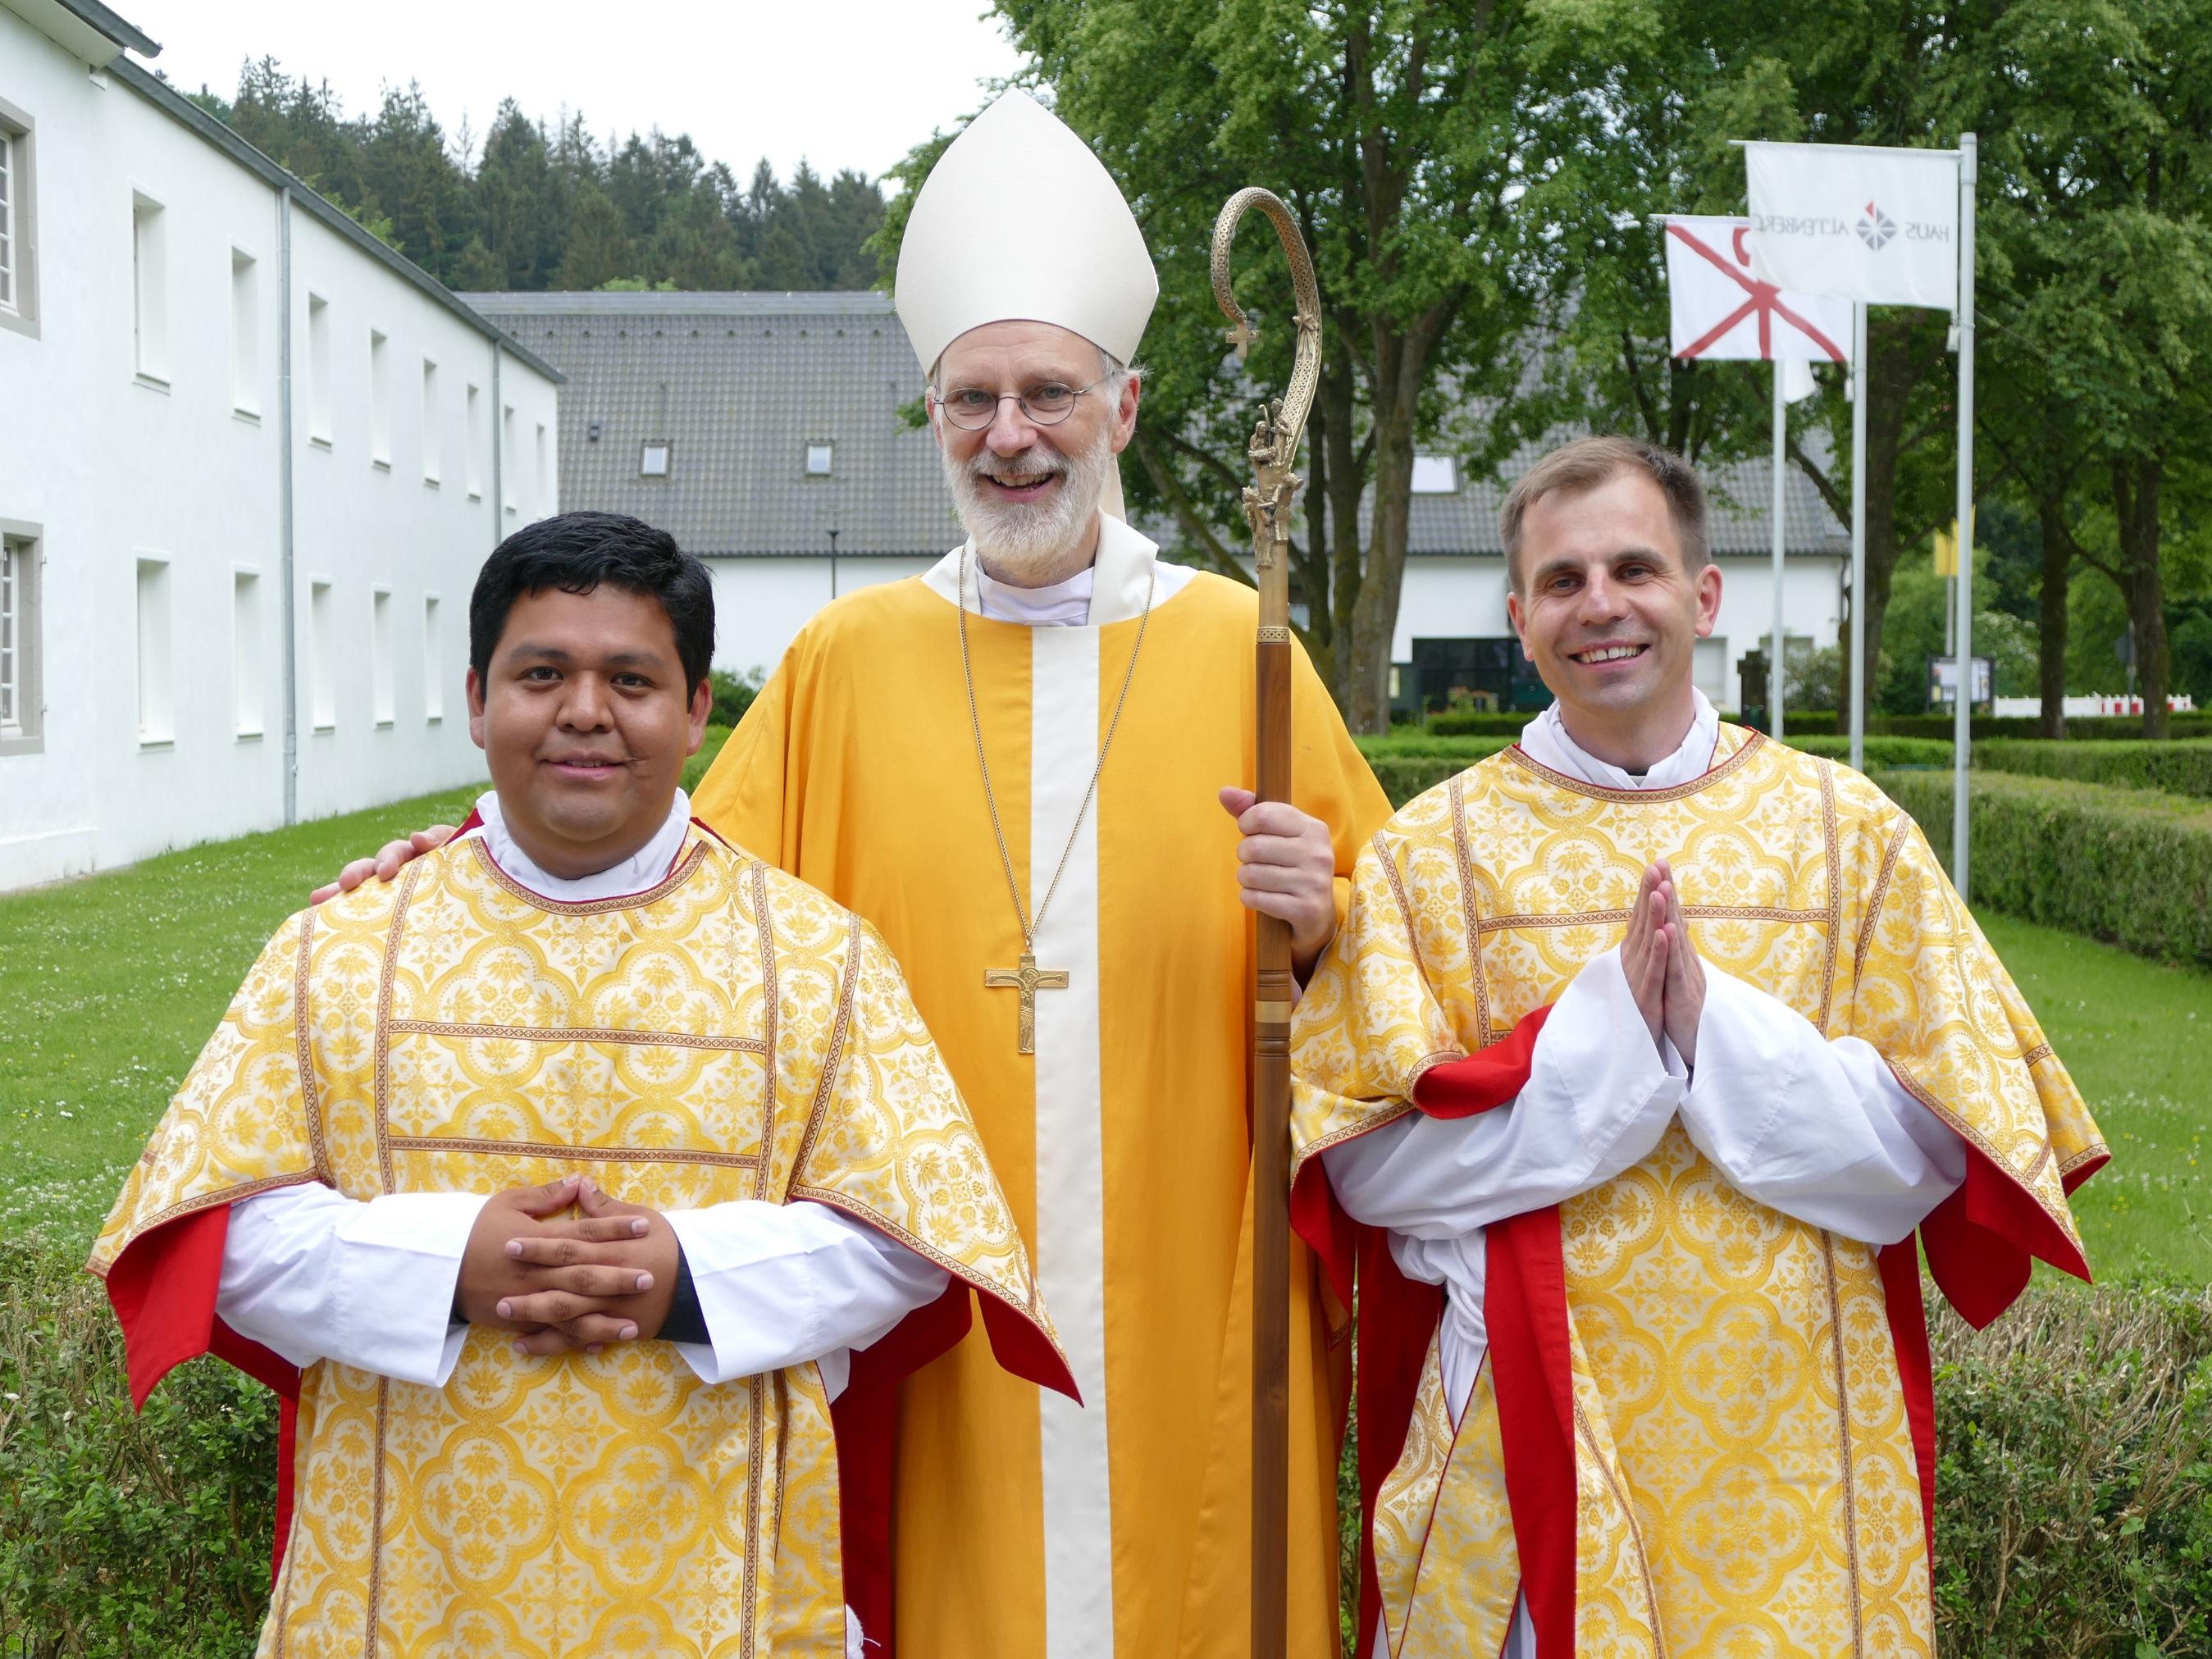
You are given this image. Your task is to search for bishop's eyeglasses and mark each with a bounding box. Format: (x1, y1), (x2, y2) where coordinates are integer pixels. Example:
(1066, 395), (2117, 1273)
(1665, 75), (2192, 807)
(930, 378), (1106, 430)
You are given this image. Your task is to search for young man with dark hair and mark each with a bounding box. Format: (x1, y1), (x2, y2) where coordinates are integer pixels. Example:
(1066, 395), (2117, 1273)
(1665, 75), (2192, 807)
(92, 513), (1069, 1659)
(1291, 435), (2106, 1657)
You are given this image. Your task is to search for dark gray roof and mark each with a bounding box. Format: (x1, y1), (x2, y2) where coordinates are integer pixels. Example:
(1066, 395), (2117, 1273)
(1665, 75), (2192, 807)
(463, 290), (1845, 561)
(112, 64), (563, 385)
(464, 291), (955, 557)
(1416, 438), (1847, 558)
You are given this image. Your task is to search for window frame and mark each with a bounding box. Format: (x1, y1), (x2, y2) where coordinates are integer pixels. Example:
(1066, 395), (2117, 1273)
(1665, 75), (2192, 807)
(0, 98), (38, 340)
(0, 519), (43, 754)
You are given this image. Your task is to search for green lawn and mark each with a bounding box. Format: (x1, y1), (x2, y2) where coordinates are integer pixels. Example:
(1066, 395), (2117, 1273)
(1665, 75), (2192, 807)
(2, 787), (2206, 1284)
(1977, 912), (2212, 1285)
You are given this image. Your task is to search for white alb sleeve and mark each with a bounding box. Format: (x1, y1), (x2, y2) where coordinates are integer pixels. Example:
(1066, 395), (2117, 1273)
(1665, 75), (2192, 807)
(663, 1201), (950, 1395)
(1675, 964), (1968, 1245)
(1320, 946), (1686, 1240)
(217, 1183), (485, 1387)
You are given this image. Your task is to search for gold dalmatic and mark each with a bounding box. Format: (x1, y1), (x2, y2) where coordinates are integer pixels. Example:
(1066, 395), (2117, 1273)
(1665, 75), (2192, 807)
(91, 828), (1065, 1659)
(1291, 728), (2107, 1659)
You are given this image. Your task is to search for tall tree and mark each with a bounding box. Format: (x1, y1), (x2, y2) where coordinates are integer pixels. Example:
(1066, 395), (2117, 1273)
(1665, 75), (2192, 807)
(891, 0), (1549, 731)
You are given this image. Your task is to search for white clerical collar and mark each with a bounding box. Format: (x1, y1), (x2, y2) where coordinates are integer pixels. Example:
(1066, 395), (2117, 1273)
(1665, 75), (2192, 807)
(1519, 690), (1721, 791)
(460, 788), (695, 901)
(921, 509), (1184, 627)
(973, 560), (1095, 626)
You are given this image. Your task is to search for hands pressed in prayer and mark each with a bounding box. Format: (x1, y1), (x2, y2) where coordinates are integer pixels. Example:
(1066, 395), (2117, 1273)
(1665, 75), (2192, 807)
(1656, 860), (1706, 1065)
(1619, 859), (1704, 1065)
(310, 824), (457, 903)
(456, 1175), (682, 1356)
(1219, 786), (1339, 975)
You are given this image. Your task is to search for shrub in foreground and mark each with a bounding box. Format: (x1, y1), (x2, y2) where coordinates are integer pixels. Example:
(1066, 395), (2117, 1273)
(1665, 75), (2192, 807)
(1976, 738), (2212, 801)
(1877, 768), (2212, 968)
(3, 1236), (2206, 1657)
(1928, 1281), (2212, 1657)
(0, 1237), (279, 1657)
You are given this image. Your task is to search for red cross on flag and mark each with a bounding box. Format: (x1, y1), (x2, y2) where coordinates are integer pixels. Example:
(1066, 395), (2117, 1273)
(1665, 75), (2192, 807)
(1664, 216), (1853, 379)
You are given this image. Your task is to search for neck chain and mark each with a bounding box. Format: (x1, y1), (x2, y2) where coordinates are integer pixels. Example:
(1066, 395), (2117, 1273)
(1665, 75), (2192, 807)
(958, 542), (1156, 954)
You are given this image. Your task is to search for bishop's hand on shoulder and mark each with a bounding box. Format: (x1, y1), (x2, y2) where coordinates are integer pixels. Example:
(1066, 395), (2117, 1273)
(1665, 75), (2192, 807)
(309, 824), (457, 904)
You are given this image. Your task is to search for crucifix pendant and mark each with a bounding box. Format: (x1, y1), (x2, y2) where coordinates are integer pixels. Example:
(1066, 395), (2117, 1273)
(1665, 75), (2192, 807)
(984, 950), (1070, 1056)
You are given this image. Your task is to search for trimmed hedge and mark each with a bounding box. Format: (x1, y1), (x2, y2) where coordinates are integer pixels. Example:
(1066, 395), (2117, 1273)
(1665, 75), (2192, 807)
(1976, 739), (2212, 801)
(1357, 735), (1952, 809)
(1425, 710), (1539, 736)
(1864, 712), (2212, 742)
(1876, 768), (2212, 968)
(1530, 709), (2210, 742)
(1790, 734), (1955, 768)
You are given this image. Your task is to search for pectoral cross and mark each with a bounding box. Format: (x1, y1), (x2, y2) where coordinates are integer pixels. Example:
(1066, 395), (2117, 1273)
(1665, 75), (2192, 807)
(984, 950), (1069, 1056)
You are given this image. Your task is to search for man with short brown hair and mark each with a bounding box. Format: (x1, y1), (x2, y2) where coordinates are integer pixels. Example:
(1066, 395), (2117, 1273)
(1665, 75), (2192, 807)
(1292, 436), (2105, 1657)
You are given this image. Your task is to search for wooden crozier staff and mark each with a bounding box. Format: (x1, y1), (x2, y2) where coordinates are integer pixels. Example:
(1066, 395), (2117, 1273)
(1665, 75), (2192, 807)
(1211, 185), (1321, 1659)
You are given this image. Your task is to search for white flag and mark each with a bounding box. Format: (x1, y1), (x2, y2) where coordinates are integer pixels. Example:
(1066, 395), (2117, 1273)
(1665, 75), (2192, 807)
(1744, 141), (1960, 310)
(1663, 216), (1853, 364)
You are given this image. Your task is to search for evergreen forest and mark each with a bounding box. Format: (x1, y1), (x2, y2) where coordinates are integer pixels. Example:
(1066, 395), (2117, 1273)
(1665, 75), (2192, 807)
(180, 59), (887, 294)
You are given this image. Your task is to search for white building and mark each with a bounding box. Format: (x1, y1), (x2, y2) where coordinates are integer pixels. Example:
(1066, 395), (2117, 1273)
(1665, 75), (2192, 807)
(0, 0), (563, 893)
(472, 289), (1848, 711)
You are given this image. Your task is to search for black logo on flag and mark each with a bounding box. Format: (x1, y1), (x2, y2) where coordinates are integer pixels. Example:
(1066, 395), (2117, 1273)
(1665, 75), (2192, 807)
(1857, 201), (1896, 250)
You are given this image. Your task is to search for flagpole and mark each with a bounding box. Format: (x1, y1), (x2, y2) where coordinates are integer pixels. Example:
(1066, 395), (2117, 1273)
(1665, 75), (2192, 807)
(1772, 359), (1788, 737)
(1849, 302), (1868, 773)
(1952, 134), (1977, 896)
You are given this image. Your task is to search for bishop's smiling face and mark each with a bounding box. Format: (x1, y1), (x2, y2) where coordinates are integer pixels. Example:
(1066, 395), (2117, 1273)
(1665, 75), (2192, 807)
(930, 320), (1141, 584)
(1507, 468), (1722, 766)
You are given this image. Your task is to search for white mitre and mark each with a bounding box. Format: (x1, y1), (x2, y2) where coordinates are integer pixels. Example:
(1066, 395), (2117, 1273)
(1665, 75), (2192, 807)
(896, 89), (1158, 519)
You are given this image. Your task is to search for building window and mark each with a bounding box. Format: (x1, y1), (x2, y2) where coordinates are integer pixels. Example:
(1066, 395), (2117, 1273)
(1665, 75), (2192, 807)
(641, 441), (670, 477)
(368, 330), (391, 468)
(0, 126), (12, 315)
(421, 359), (441, 485)
(135, 555), (172, 745)
(232, 567), (262, 737)
(0, 103), (36, 336)
(501, 403), (517, 515)
(1410, 455), (1457, 494)
(372, 587), (394, 724)
(230, 249), (258, 417)
(422, 594), (443, 722)
(535, 422), (549, 517)
(307, 294), (332, 446)
(131, 193), (167, 385)
(465, 382), (483, 498)
(309, 580), (335, 731)
(805, 442), (833, 477)
(0, 527), (40, 752)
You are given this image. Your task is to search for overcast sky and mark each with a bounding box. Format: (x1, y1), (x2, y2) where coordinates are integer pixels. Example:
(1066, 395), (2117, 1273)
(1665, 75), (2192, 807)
(129, 0), (1027, 187)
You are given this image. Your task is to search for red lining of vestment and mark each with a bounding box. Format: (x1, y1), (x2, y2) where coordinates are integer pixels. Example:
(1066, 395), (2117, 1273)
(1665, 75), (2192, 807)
(101, 1205), (303, 1579)
(1288, 1008), (1548, 1647)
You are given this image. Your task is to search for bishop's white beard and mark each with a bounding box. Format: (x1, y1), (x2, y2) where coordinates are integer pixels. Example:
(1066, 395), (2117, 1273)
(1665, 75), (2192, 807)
(942, 424), (1114, 585)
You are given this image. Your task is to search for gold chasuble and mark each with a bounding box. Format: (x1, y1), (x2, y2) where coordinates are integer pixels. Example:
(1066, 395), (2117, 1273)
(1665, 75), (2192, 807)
(90, 825), (1069, 1659)
(1289, 727), (2106, 1659)
(690, 520), (1393, 1659)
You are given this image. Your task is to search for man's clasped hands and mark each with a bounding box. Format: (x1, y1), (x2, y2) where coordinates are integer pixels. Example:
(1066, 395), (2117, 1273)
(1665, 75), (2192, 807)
(455, 1174), (682, 1356)
(1621, 857), (1707, 1067)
